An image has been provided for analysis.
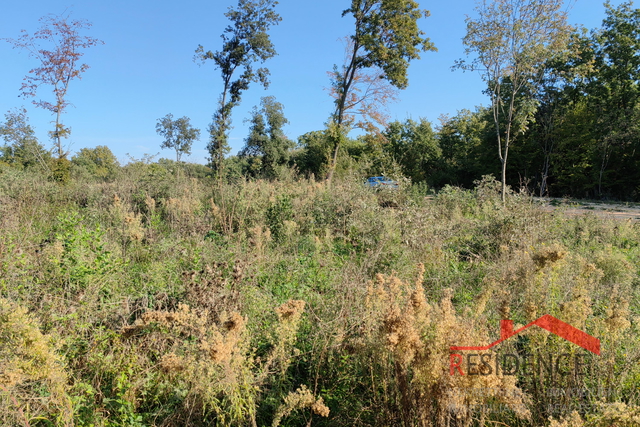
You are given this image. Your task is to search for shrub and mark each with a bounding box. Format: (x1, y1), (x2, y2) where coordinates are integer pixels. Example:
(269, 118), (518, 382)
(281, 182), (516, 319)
(0, 298), (72, 426)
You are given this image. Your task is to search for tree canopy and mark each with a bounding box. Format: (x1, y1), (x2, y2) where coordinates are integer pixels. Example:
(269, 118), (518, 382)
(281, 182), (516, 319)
(458, 0), (571, 201)
(156, 114), (201, 162)
(3, 12), (104, 159)
(0, 108), (50, 170)
(240, 96), (293, 178)
(195, 0), (281, 175)
(326, 0), (436, 183)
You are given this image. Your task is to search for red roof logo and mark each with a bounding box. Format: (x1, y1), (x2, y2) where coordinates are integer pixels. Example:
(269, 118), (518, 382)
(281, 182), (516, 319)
(450, 315), (600, 355)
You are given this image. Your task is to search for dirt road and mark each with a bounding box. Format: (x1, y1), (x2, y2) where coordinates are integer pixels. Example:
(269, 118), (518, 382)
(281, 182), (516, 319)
(537, 198), (640, 221)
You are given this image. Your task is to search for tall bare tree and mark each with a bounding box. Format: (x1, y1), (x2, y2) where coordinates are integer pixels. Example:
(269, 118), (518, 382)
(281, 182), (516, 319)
(327, 38), (399, 135)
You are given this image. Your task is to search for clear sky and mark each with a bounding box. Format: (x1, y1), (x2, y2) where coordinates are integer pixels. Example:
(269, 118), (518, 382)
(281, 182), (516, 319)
(0, 0), (628, 164)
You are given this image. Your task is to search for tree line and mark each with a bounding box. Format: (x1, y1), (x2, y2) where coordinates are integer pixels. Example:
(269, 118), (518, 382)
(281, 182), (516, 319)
(2, 1), (640, 200)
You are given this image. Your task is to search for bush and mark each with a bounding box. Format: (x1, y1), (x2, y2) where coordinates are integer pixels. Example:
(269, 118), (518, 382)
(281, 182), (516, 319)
(71, 146), (120, 181)
(0, 298), (72, 426)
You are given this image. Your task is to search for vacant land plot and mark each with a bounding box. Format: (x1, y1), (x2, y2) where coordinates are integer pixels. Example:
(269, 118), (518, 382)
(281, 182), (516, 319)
(1, 172), (638, 426)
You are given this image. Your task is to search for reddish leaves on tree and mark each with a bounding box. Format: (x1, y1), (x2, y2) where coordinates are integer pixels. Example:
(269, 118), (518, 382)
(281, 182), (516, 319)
(6, 13), (103, 113)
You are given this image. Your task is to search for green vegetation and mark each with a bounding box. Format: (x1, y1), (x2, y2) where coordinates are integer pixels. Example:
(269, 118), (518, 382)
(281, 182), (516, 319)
(220, 2), (640, 200)
(71, 146), (120, 181)
(327, 0), (436, 183)
(195, 0), (281, 176)
(458, 0), (571, 202)
(3, 2), (640, 198)
(2, 1), (640, 426)
(239, 96), (293, 179)
(155, 114), (201, 163)
(0, 168), (638, 426)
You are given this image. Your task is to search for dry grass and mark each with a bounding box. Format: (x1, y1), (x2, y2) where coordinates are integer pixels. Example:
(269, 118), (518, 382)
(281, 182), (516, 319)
(0, 168), (638, 426)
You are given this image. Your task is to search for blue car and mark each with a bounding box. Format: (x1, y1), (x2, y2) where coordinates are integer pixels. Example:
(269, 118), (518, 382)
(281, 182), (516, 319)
(365, 176), (399, 189)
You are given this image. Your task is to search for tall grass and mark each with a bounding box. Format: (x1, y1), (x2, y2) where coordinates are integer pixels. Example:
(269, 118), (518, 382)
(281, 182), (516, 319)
(0, 167), (638, 426)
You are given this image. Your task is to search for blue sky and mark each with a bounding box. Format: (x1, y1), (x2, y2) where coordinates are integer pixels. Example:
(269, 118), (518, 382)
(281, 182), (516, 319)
(0, 0), (627, 164)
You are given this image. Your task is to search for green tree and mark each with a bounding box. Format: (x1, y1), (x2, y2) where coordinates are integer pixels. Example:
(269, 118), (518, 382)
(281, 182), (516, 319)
(589, 1), (640, 197)
(436, 108), (493, 187)
(458, 0), (571, 201)
(356, 133), (397, 177)
(3, 12), (104, 160)
(71, 145), (120, 180)
(155, 114), (201, 162)
(529, 70), (565, 196)
(534, 2), (640, 199)
(547, 100), (598, 197)
(384, 118), (441, 184)
(294, 131), (333, 179)
(0, 108), (50, 171)
(195, 0), (281, 176)
(326, 0), (436, 183)
(156, 158), (213, 179)
(240, 96), (293, 178)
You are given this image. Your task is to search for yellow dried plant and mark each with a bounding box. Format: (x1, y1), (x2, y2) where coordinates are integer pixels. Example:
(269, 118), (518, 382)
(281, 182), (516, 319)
(358, 266), (531, 426)
(0, 298), (72, 426)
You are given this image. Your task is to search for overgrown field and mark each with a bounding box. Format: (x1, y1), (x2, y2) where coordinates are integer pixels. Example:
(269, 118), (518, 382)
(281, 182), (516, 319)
(1, 166), (639, 426)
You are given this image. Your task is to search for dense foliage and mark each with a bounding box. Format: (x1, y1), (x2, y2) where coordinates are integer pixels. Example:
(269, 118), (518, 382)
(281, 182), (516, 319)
(4, 2), (640, 199)
(195, 0), (281, 175)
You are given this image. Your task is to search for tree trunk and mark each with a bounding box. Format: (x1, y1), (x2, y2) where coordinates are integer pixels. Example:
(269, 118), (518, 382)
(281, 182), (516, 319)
(326, 41), (359, 186)
(213, 81), (230, 180)
(598, 142), (611, 198)
(540, 157), (550, 197)
(326, 136), (340, 185)
(501, 157), (508, 203)
(55, 108), (62, 158)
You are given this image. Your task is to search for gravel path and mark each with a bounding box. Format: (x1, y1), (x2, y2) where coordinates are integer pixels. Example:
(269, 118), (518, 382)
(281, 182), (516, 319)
(536, 198), (640, 221)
